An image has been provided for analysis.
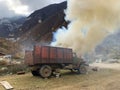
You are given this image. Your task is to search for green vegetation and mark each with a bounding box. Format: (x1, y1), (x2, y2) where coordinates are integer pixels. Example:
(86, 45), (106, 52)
(0, 60), (27, 76)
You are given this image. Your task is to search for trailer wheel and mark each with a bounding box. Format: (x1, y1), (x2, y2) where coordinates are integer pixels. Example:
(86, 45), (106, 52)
(39, 65), (52, 78)
(78, 64), (87, 74)
(31, 70), (40, 76)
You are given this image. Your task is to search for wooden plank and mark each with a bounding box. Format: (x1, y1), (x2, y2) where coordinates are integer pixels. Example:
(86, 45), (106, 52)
(0, 81), (13, 90)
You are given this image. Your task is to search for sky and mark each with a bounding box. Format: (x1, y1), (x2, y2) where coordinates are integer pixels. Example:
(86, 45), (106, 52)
(0, 0), (66, 18)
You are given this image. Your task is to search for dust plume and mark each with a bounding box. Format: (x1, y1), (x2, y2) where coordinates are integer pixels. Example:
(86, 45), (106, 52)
(51, 0), (120, 55)
(90, 63), (120, 70)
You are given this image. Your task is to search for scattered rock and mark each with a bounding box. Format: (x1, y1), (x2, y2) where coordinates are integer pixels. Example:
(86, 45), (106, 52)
(1, 67), (8, 71)
(92, 67), (99, 71)
(17, 71), (25, 75)
(55, 73), (61, 78)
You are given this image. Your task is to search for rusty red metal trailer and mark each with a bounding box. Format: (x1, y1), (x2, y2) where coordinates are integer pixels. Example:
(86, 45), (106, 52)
(25, 45), (73, 65)
(25, 45), (88, 78)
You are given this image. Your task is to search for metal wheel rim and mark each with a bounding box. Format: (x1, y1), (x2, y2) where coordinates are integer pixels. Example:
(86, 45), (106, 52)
(39, 65), (52, 78)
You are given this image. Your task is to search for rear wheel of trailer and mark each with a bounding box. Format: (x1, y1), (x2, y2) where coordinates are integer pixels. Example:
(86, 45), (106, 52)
(39, 65), (52, 78)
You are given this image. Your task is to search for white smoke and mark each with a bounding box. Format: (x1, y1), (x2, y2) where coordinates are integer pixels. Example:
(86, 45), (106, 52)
(51, 0), (120, 55)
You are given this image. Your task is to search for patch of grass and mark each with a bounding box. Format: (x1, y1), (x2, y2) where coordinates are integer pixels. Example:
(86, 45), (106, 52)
(0, 64), (28, 76)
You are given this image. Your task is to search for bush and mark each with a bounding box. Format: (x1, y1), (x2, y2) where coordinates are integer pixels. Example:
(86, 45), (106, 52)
(0, 60), (8, 66)
(7, 64), (27, 74)
(0, 64), (28, 75)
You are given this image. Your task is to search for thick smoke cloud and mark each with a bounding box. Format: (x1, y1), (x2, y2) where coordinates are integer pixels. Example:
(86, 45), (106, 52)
(52, 0), (120, 55)
(0, 0), (66, 18)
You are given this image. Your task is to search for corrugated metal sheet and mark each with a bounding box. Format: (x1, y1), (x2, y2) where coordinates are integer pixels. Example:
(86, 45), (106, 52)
(50, 47), (57, 63)
(25, 51), (34, 65)
(57, 48), (64, 63)
(33, 45), (41, 64)
(41, 46), (49, 63)
(25, 45), (73, 65)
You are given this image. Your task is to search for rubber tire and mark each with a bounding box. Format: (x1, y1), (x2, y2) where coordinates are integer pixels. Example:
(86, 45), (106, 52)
(39, 65), (52, 78)
(31, 70), (40, 76)
(78, 64), (87, 74)
(70, 69), (75, 73)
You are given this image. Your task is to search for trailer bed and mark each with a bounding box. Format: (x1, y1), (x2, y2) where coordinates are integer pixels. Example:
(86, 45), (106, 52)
(25, 45), (73, 65)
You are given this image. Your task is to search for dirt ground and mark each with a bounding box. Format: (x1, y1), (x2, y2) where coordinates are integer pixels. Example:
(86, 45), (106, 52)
(0, 64), (120, 90)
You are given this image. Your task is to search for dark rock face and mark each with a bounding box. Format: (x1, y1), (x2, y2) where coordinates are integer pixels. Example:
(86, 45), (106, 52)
(0, 1), (67, 43)
(19, 1), (67, 36)
(19, 1), (68, 46)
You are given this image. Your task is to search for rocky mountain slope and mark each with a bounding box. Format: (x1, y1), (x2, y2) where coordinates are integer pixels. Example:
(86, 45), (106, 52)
(19, 1), (67, 34)
(0, 1), (67, 55)
(0, 38), (21, 55)
(19, 1), (67, 46)
(0, 1), (67, 40)
(95, 30), (120, 59)
(0, 17), (26, 38)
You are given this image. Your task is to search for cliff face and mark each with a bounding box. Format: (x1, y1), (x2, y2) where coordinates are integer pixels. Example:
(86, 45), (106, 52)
(19, 1), (67, 33)
(19, 1), (67, 46)
(0, 1), (67, 40)
(0, 1), (68, 54)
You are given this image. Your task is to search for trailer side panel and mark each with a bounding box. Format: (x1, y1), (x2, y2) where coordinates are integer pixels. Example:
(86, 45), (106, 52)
(26, 45), (73, 65)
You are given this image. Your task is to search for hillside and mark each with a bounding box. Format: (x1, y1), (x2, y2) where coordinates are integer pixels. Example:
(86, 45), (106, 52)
(19, 1), (67, 47)
(0, 1), (67, 55)
(19, 1), (67, 35)
(0, 17), (26, 38)
(95, 30), (120, 59)
(0, 38), (22, 57)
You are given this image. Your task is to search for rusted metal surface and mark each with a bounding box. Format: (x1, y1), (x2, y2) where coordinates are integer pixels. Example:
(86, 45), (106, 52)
(50, 47), (57, 63)
(41, 46), (49, 63)
(25, 45), (73, 65)
(24, 51), (34, 65)
(33, 45), (41, 64)
(65, 49), (73, 62)
(57, 48), (64, 63)
(17, 71), (25, 75)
